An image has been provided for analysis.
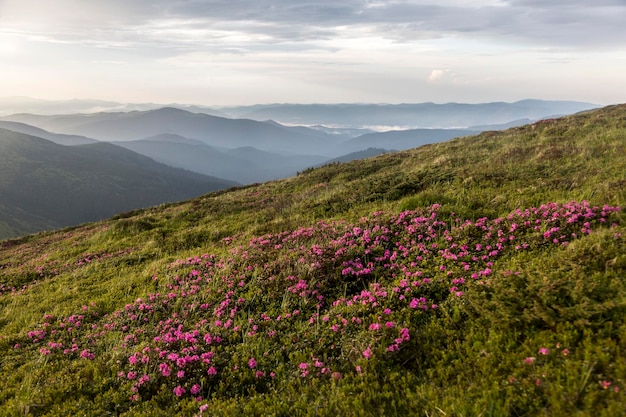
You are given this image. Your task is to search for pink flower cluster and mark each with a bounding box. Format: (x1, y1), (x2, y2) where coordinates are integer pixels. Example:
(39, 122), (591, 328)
(18, 201), (620, 403)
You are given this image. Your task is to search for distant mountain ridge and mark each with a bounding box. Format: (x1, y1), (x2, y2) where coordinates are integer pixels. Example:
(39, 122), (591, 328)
(0, 101), (601, 188)
(0, 120), (371, 184)
(220, 99), (599, 128)
(335, 128), (478, 154)
(0, 120), (97, 145)
(0, 98), (604, 202)
(0, 96), (229, 117)
(110, 137), (327, 185)
(1, 97), (599, 129)
(0, 108), (339, 156)
(0, 128), (236, 239)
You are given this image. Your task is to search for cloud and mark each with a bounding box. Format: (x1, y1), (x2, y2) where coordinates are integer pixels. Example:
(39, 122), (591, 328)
(1, 0), (625, 50)
(427, 69), (460, 84)
(1, 0), (625, 105)
(428, 69), (445, 82)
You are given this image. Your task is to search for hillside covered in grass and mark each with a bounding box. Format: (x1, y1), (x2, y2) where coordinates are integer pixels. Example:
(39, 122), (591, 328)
(0, 104), (625, 416)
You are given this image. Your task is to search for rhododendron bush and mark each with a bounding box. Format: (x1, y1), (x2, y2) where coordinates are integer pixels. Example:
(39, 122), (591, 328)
(14, 201), (623, 414)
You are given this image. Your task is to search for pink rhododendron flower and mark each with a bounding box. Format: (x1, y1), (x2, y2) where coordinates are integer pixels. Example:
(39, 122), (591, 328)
(600, 380), (612, 389)
(80, 349), (94, 360)
(173, 385), (186, 397)
(159, 363), (171, 377)
(363, 347), (373, 359)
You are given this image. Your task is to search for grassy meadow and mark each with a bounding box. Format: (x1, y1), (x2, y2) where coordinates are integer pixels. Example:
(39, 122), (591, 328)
(0, 104), (625, 416)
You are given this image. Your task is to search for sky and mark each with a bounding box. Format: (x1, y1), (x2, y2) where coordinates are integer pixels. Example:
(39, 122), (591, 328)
(0, 0), (625, 106)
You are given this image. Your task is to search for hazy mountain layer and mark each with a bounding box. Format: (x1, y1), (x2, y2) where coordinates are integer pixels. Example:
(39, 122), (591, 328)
(0, 120), (97, 145)
(0, 96), (229, 118)
(111, 137), (327, 184)
(335, 128), (478, 154)
(0, 121), (457, 185)
(0, 128), (236, 239)
(0, 108), (340, 156)
(221, 99), (598, 128)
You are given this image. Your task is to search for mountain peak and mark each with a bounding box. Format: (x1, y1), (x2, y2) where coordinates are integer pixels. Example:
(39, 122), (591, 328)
(151, 106), (193, 115)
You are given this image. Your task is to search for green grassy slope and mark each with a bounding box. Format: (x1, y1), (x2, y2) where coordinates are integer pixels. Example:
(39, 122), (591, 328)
(0, 105), (625, 416)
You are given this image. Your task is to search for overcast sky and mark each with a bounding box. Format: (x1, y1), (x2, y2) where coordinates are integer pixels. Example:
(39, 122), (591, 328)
(0, 0), (624, 106)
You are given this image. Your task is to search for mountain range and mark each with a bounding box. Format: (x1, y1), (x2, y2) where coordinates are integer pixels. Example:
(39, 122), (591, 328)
(0, 97), (599, 129)
(0, 107), (482, 186)
(0, 128), (236, 239)
(0, 99), (603, 239)
(0, 120), (97, 146)
(0, 107), (338, 156)
(334, 128), (477, 155)
(109, 136), (327, 185)
(214, 99), (600, 128)
(0, 96), (228, 118)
